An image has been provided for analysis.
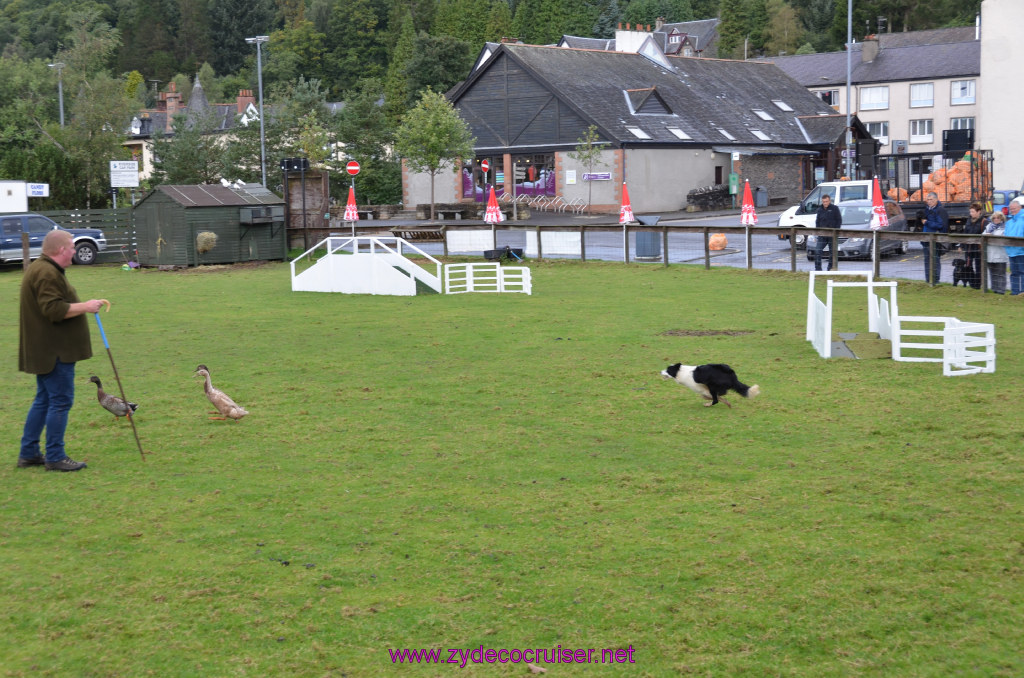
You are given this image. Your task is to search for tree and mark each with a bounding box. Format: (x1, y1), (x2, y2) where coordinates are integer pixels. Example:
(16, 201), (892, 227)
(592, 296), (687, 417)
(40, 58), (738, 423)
(383, 9), (416, 123)
(208, 0), (277, 76)
(623, 0), (694, 26)
(567, 125), (608, 215)
(150, 110), (225, 185)
(394, 89), (475, 221)
(333, 77), (402, 204)
(404, 32), (474, 106)
(764, 0), (803, 56)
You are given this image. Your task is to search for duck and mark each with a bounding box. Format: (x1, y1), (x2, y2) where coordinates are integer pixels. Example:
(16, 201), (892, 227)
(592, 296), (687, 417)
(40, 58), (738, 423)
(194, 364), (249, 421)
(89, 375), (139, 420)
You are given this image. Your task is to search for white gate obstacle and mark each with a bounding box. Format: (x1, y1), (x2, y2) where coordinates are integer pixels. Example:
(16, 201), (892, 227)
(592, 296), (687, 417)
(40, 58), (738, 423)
(806, 271), (995, 376)
(290, 236), (531, 296)
(445, 262), (532, 294)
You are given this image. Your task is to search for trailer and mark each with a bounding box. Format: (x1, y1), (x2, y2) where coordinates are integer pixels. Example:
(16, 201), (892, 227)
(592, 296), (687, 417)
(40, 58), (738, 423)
(873, 149), (993, 232)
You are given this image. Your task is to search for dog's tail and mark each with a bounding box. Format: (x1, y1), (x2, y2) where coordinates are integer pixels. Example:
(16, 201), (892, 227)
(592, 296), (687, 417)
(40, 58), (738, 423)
(736, 383), (760, 399)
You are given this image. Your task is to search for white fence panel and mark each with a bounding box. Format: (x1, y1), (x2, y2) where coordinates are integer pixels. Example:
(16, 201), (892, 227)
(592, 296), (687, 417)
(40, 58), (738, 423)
(445, 263), (532, 295)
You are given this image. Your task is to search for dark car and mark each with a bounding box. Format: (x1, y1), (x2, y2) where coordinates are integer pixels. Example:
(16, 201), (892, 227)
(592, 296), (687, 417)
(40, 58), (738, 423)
(806, 200), (909, 261)
(0, 213), (107, 265)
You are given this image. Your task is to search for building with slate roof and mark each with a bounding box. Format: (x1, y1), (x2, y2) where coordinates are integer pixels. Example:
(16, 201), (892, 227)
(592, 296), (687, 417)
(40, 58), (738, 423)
(404, 43), (872, 214)
(760, 25), (981, 157)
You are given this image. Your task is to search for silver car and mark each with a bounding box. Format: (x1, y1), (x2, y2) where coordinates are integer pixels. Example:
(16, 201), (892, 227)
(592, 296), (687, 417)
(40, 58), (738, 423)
(806, 200), (909, 261)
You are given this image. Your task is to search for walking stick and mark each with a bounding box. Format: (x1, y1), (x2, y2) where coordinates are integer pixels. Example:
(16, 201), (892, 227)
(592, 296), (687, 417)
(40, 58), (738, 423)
(93, 307), (147, 461)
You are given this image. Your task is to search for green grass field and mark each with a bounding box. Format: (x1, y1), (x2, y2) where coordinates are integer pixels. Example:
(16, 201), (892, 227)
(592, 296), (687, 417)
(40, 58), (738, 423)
(2, 260), (1022, 677)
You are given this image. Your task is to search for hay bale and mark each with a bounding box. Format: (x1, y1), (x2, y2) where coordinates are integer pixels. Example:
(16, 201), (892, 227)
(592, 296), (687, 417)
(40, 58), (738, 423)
(196, 231), (218, 254)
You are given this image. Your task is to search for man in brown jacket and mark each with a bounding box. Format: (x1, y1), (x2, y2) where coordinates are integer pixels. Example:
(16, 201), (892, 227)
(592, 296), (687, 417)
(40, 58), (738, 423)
(19, 230), (109, 472)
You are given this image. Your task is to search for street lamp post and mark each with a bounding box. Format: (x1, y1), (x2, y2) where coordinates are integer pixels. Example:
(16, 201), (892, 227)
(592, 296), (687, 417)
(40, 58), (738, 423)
(245, 35), (269, 187)
(48, 62), (65, 127)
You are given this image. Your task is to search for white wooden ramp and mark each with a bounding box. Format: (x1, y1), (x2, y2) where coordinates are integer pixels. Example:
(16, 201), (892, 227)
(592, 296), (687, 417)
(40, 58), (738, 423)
(291, 236), (443, 296)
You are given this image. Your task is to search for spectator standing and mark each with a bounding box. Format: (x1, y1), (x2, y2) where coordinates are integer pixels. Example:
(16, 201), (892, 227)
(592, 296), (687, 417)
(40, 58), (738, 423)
(813, 193), (841, 271)
(1005, 197), (1024, 295)
(962, 203), (987, 289)
(920, 192), (949, 284)
(18, 230), (108, 472)
(984, 211), (1008, 294)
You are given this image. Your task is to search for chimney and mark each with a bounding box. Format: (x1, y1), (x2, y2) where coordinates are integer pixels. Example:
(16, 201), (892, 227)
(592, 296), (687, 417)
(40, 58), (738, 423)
(163, 81), (182, 132)
(655, 17), (664, 31)
(237, 89), (255, 114)
(861, 35), (879, 63)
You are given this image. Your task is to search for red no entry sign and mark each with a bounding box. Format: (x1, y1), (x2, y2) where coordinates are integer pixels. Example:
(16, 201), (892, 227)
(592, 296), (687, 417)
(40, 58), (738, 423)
(480, 160), (489, 172)
(346, 161), (360, 176)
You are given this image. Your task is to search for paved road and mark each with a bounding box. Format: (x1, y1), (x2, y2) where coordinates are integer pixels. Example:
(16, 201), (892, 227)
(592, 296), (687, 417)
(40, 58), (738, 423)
(381, 212), (953, 284)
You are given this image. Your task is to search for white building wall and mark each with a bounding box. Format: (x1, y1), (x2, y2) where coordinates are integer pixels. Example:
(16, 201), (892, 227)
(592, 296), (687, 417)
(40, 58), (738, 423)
(622, 148), (720, 212)
(978, 0), (1024, 189)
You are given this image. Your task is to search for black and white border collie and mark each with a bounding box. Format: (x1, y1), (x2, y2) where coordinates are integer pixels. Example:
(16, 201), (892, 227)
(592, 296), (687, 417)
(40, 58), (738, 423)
(661, 363), (760, 408)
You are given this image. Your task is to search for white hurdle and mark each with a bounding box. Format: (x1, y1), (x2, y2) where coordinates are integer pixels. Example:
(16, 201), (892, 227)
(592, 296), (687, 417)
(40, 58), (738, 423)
(806, 270), (996, 376)
(445, 263), (532, 295)
(806, 271), (895, 358)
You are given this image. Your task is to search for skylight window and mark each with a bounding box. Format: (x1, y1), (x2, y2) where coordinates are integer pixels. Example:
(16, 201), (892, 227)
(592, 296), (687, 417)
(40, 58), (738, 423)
(750, 130), (771, 141)
(717, 129), (736, 141)
(626, 126), (652, 139)
(666, 127), (691, 140)
(772, 100), (794, 111)
(753, 109), (774, 121)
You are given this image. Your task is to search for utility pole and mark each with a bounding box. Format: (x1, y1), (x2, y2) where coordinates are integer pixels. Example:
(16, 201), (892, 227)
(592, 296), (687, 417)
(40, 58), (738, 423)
(48, 62), (65, 127)
(245, 35), (270, 187)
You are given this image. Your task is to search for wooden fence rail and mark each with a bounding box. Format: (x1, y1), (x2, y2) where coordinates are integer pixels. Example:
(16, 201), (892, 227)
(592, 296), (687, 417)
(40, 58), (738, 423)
(41, 209), (137, 263)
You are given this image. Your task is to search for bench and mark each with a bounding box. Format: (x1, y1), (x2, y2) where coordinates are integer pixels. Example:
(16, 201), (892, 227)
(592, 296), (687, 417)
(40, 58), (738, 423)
(390, 227), (444, 241)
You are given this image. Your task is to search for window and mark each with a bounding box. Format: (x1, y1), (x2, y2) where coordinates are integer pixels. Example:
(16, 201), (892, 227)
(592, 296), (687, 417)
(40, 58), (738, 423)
(27, 216), (56, 233)
(951, 80), (975, 105)
(866, 121), (889, 145)
(910, 119), (933, 144)
(682, 46), (694, 57)
(752, 109), (774, 121)
(910, 83), (934, 108)
(772, 100), (793, 111)
(625, 126), (651, 139)
(860, 86), (889, 110)
(750, 130), (771, 141)
(669, 34), (681, 44)
(717, 129), (736, 141)
(816, 89), (840, 107)
(950, 117), (975, 130)
(666, 126), (691, 140)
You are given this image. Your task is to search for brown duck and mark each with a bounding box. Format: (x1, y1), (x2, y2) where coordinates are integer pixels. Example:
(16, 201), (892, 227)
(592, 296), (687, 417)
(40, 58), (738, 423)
(89, 376), (139, 420)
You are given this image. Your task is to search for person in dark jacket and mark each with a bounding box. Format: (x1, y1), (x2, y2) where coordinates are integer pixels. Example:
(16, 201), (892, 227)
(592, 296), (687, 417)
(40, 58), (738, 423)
(962, 202), (987, 289)
(18, 230), (109, 472)
(813, 193), (842, 271)
(920, 192), (949, 284)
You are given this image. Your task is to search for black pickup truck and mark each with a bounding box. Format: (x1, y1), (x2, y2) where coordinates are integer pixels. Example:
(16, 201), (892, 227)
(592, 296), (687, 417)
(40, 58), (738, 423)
(0, 213), (107, 265)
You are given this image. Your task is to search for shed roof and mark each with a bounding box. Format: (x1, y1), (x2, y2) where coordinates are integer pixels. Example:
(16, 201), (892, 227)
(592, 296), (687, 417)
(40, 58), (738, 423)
(149, 184), (284, 207)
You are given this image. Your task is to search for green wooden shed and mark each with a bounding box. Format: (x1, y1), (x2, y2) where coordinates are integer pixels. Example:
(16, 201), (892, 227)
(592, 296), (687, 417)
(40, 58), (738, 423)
(133, 184), (286, 267)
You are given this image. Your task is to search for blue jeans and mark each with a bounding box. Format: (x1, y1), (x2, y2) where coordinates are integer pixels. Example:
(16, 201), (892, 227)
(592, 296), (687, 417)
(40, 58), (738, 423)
(921, 241), (942, 284)
(1010, 256), (1024, 295)
(20, 360), (76, 463)
(814, 236), (834, 271)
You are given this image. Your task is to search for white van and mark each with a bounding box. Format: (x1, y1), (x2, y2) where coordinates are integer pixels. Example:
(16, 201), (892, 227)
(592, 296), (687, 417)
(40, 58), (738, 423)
(776, 180), (873, 247)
